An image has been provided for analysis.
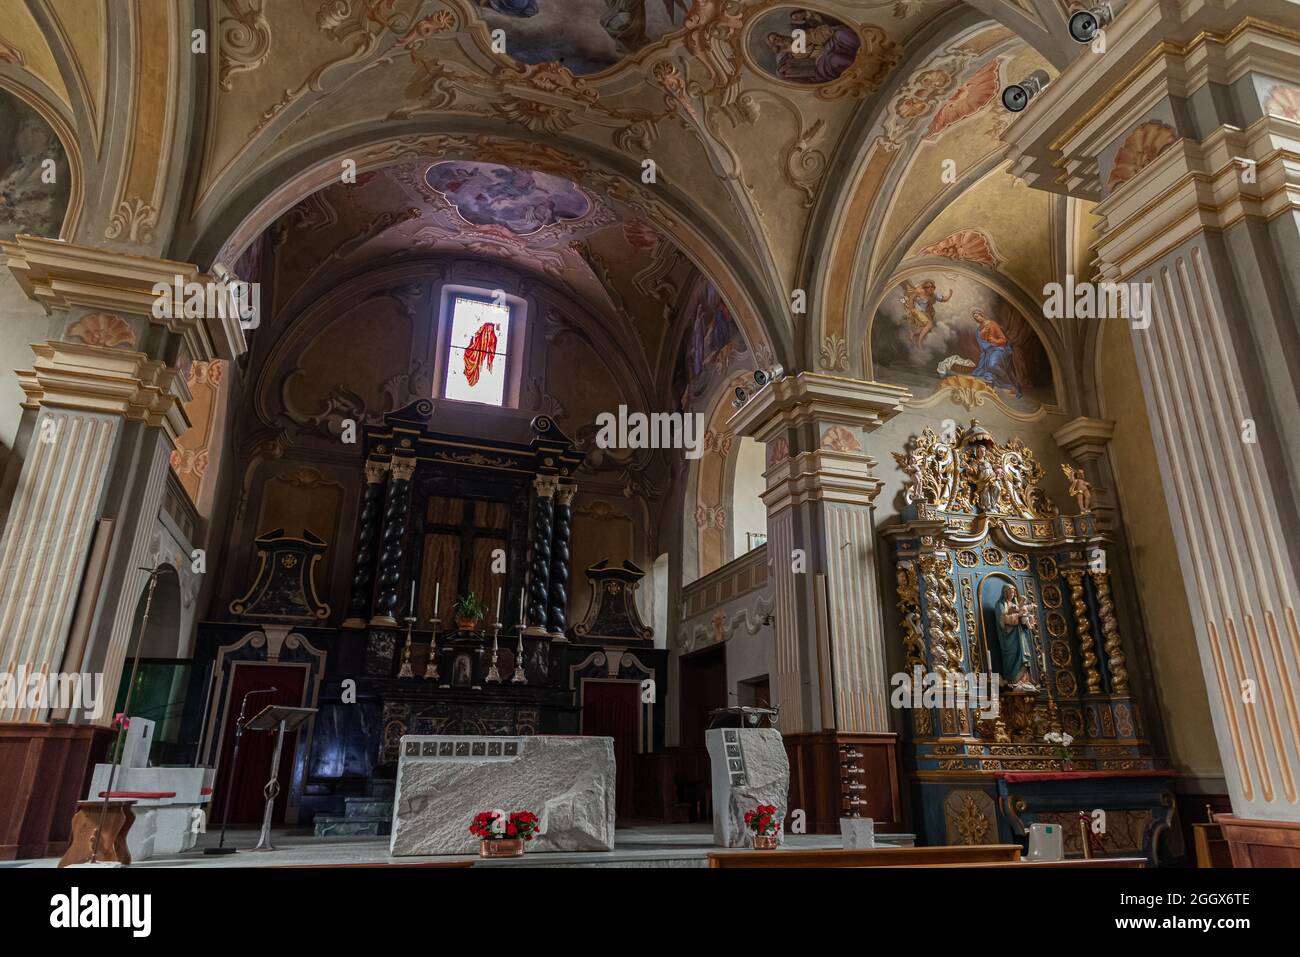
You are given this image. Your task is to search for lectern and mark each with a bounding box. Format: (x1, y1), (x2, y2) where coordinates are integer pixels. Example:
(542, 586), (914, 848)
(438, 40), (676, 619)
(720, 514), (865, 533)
(245, 705), (316, 851)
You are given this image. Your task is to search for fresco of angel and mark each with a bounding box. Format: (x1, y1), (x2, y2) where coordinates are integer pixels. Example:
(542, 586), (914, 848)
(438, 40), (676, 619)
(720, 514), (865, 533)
(898, 278), (952, 349)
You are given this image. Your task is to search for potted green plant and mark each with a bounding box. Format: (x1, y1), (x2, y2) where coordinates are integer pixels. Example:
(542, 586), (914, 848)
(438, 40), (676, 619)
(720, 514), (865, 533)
(452, 591), (487, 632)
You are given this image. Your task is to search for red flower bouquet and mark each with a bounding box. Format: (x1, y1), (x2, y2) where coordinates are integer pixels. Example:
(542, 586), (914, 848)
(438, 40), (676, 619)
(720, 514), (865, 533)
(743, 804), (781, 836)
(469, 810), (541, 857)
(743, 804), (782, 849)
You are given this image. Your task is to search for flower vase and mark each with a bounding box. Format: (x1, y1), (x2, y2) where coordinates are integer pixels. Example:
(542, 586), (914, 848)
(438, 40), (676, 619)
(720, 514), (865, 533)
(480, 838), (524, 858)
(752, 833), (779, 850)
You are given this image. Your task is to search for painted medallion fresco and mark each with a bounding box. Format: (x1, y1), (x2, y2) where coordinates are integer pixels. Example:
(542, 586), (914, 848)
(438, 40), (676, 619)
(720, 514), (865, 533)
(425, 160), (591, 236)
(475, 0), (689, 76)
(746, 7), (862, 85)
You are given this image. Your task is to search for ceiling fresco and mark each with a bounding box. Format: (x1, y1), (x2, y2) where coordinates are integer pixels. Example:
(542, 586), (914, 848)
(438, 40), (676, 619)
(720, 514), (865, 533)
(477, 0), (690, 75)
(745, 7), (867, 85)
(425, 160), (592, 235)
(263, 158), (699, 372)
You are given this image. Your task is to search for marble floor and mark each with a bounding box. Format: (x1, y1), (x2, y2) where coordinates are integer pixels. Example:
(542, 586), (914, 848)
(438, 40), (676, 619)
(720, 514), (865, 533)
(3, 824), (915, 869)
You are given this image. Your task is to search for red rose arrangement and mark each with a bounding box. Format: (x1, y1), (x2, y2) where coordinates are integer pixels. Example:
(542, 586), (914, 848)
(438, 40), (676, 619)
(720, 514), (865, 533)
(469, 810), (541, 841)
(743, 804), (781, 836)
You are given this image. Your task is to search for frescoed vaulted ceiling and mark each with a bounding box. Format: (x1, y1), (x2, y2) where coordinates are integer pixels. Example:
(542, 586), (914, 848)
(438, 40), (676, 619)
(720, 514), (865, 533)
(0, 0), (1093, 399)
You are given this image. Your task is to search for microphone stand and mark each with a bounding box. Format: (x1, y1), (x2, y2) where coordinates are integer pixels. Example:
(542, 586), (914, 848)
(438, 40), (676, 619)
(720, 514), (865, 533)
(88, 565), (170, 863)
(205, 686), (277, 855)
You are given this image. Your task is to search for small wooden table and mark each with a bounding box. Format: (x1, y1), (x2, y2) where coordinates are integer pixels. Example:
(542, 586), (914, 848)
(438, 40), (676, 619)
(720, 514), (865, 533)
(59, 799), (137, 867)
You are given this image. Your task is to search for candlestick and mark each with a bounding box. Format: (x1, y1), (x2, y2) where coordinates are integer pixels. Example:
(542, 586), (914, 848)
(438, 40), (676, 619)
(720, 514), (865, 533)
(485, 622), (502, 684)
(425, 618), (440, 683)
(511, 630), (527, 685)
(397, 615), (416, 678)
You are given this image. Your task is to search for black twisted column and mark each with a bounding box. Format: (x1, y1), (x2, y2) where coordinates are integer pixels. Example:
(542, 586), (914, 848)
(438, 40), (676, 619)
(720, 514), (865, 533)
(547, 482), (576, 639)
(526, 474), (558, 635)
(370, 456), (417, 627)
(343, 459), (389, 628)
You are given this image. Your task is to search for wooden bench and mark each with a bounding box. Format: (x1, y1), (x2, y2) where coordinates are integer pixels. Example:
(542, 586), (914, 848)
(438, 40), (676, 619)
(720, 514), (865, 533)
(708, 844), (1022, 868)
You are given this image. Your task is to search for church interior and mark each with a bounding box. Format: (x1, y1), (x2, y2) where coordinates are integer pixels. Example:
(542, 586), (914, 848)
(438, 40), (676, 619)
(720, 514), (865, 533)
(1, 0), (1298, 880)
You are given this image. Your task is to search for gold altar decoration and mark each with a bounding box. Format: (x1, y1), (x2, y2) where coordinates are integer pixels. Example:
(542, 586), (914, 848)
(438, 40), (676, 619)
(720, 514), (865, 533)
(893, 419), (1059, 519)
(1091, 569), (1129, 693)
(1063, 570), (1102, 694)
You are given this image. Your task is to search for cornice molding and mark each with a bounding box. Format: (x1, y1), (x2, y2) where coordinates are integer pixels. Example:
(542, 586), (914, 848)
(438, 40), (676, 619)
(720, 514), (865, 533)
(0, 234), (247, 362)
(728, 371), (912, 442)
(1003, 0), (1300, 200)
(17, 340), (192, 439)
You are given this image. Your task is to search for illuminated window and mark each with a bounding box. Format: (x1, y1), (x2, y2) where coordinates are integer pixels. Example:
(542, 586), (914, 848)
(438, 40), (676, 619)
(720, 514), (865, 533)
(443, 295), (511, 407)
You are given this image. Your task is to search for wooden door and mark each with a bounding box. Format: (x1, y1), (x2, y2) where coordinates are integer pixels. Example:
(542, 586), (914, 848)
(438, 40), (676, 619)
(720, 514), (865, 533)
(581, 681), (640, 819)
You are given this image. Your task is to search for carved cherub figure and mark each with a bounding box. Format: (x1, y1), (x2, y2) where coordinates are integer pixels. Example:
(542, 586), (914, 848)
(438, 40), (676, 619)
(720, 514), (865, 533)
(1062, 463), (1093, 513)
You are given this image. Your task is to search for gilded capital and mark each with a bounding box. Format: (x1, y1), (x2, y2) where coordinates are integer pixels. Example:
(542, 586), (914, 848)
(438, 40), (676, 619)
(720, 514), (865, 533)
(534, 473), (560, 497)
(390, 456), (417, 482)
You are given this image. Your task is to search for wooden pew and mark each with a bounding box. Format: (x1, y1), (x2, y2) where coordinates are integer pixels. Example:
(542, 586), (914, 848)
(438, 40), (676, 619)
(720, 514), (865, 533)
(708, 844), (1022, 868)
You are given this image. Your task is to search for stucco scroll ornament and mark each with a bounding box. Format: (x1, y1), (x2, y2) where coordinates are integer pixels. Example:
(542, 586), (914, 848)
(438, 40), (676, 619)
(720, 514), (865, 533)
(218, 0), (273, 90)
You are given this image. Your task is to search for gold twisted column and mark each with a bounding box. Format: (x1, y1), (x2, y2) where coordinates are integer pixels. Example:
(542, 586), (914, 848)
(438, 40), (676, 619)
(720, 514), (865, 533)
(919, 554), (961, 679)
(1090, 569), (1129, 693)
(1064, 570), (1101, 694)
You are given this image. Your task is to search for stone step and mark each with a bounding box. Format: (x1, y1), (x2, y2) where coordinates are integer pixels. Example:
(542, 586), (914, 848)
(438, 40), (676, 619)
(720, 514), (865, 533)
(344, 798), (393, 820)
(313, 816), (391, 838)
(369, 779), (396, 799)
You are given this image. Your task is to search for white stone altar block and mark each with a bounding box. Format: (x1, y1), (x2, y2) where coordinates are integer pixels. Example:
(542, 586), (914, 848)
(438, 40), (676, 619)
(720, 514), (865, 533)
(840, 817), (875, 849)
(389, 735), (616, 856)
(705, 728), (789, 848)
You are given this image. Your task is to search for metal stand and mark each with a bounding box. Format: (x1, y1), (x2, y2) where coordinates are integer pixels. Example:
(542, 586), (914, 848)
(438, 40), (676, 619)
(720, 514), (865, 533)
(243, 705), (316, 853)
(511, 628), (527, 685)
(397, 616), (416, 678)
(90, 566), (172, 864)
(205, 685), (277, 855)
(253, 718), (290, 851)
(485, 622), (502, 684)
(425, 616), (441, 682)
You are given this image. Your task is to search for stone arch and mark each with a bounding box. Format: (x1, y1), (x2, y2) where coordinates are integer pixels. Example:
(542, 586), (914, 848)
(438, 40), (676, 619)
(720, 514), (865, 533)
(174, 128), (791, 376)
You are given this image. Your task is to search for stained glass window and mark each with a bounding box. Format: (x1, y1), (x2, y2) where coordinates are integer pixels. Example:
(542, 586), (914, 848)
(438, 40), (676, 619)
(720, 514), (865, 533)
(443, 295), (510, 406)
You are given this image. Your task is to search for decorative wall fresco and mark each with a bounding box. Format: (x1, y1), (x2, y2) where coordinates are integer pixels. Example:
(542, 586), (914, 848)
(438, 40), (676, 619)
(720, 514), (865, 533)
(746, 7), (863, 85)
(870, 274), (1053, 413)
(674, 281), (749, 410)
(475, 0), (688, 76)
(924, 57), (1001, 140)
(0, 89), (70, 240)
(425, 161), (591, 235)
(1107, 120), (1177, 190)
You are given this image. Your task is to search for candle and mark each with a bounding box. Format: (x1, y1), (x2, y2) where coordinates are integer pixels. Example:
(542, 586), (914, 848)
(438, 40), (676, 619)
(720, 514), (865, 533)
(985, 646), (993, 674)
(495, 586), (502, 624)
(519, 587), (526, 625)
(434, 582), (440, 620)
(409, 580), (416, 616)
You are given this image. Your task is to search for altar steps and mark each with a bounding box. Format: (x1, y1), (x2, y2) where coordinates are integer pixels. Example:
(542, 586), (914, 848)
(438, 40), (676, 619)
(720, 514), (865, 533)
(312, 779), (395, 838)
